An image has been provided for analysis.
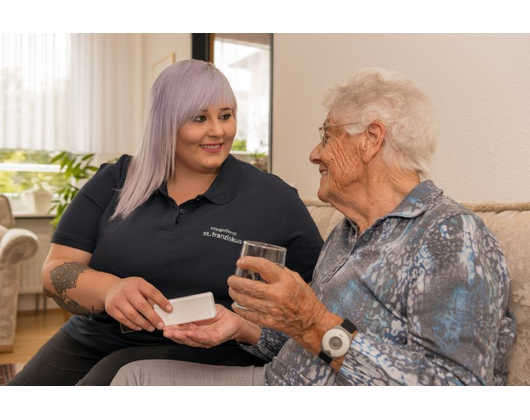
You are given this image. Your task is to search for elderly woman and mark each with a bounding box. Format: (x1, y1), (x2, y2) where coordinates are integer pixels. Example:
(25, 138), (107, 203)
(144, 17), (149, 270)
(111, 68), (516, 386)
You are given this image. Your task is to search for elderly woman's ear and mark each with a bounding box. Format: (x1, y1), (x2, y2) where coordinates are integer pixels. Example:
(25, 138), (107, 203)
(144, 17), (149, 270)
(361, 121), (386, 163)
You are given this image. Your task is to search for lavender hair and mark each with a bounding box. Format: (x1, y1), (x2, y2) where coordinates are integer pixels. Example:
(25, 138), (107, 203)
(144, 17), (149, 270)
(111, 59), (237, 220)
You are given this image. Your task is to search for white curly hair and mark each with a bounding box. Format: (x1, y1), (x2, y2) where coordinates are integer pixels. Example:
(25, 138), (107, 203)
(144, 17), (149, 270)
(322, 68), (438, 178)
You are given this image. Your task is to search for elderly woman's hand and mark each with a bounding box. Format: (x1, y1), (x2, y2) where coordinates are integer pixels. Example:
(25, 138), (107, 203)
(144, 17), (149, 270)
(228, 256), (343, 355)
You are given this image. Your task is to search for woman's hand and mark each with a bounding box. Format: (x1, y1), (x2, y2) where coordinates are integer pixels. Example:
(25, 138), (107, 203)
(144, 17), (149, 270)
(228, 256), (342, 355)
(104, 276), (172, 333)
(162, 304), (261, 348)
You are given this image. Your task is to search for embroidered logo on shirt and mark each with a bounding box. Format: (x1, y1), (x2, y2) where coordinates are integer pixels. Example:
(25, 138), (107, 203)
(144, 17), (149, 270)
(203, 226), (242, 244)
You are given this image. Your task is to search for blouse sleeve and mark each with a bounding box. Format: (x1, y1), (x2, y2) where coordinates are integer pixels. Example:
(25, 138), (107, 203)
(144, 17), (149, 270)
(240, 327), (290, 363)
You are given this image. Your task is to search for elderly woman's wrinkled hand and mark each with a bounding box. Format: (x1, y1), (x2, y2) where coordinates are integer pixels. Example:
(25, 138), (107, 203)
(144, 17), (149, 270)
(229, 256), (338, 353)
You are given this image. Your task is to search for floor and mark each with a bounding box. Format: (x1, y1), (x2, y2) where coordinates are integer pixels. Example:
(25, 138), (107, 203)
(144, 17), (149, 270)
(0, 310), (66, 365)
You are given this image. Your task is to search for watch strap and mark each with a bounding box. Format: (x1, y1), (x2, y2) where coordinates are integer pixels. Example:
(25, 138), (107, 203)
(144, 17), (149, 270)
(318, 350), (334, 364)
(341, 318), (357, 335)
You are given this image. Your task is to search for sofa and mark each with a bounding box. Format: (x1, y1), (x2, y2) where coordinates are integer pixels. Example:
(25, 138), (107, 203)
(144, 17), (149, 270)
(0, 195), (39, 353)
(303, 198), (530, 386)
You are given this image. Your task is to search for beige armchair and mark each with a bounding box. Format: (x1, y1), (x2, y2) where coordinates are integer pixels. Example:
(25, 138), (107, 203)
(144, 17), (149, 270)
(0, 195), (39, 352)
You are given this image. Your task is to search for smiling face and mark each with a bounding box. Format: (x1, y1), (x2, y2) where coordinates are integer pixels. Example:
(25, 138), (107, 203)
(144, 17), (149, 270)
(175, 103), (237, 175)
(310, 116), (365, 204)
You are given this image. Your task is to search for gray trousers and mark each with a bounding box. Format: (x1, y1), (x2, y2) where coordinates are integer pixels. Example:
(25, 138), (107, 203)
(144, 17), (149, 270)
(8, 330), (265, 386)
(111, 360), (266, 386)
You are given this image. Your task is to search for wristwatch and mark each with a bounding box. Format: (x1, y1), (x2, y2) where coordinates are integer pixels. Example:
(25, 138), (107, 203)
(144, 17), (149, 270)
(318, 318), (357, 364)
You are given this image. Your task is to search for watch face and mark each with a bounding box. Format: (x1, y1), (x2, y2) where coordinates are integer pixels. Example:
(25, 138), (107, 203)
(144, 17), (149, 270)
(320, 320), (356, 362)
(329, 336), (344, 350)
(322, 327), (352, 358)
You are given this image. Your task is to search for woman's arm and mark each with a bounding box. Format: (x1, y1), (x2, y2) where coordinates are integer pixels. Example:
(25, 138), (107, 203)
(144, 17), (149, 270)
(228, 257), (343, 364)
(162, 304), (262, 347)
(43, 243), (172, 332)
(43, 155), (171, 332)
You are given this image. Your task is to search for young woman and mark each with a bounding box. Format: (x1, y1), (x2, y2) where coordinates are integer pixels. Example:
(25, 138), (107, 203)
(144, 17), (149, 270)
(8, 59), (323, 386)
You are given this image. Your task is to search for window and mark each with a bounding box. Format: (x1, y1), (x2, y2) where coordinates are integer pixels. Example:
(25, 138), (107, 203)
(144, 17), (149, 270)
(0, 34), (141, 213)
(213, 35), (271, 171)
(193, 34), (272, 172)
(0, 149), (66, 213)
(0, 34), (71, 212)
(0, 150), (62, 193)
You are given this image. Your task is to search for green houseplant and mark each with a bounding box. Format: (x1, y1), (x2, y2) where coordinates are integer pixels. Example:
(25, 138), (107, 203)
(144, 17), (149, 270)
(49, 152), (98, 230)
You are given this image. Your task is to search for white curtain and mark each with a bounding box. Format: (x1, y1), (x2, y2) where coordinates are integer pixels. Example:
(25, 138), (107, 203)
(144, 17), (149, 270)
(0, 33), (143, 155)
(69, 34), (143, 155)
(0, 33), (70, 151)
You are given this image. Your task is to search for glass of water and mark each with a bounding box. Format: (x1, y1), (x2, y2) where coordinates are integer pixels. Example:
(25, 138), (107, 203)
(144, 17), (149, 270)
(233, 240), (287, 309)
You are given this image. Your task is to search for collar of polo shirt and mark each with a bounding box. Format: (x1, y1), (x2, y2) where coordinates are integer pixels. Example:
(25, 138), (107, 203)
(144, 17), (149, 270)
(158, 154), (239, 205)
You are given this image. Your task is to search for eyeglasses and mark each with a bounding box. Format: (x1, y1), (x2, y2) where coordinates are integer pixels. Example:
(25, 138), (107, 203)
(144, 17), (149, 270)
(318, 122), (361, 148)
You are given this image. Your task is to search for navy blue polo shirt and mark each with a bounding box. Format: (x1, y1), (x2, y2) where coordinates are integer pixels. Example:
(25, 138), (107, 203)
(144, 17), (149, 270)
(54, 154), (323, 353)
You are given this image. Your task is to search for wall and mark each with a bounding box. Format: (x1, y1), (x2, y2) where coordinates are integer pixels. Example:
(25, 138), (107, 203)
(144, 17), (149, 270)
(141, 33), (192, 121)
(271, 34), (530, 203)
(94, 33), (192, 166)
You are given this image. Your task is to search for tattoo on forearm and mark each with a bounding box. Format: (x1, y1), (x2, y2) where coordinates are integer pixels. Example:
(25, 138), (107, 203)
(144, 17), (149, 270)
(50, 261), (89, 294)
(47, 262), (96, 315)
(43, 288), (93, 315)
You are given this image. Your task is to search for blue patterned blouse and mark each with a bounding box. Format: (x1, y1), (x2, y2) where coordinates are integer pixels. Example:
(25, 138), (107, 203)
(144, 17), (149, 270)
(244, 180), (517, 385)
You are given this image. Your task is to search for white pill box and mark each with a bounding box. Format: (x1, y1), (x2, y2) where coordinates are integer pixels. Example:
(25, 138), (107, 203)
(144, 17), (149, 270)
(154, 292), (217, 326)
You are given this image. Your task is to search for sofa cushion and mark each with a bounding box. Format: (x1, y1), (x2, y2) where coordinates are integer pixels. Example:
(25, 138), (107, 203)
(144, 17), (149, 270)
(464, 202), (530, 386)
(303, 198), (345, 240)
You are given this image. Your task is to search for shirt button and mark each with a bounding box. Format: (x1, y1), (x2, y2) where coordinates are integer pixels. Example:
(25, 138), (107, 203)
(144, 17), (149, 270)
(362, 235), (369, 241)
(179, 209), (186, 214)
